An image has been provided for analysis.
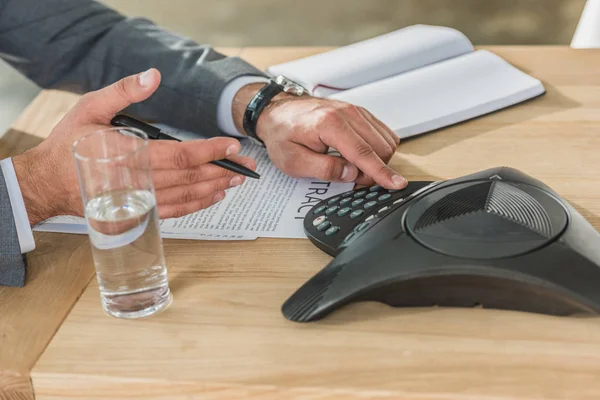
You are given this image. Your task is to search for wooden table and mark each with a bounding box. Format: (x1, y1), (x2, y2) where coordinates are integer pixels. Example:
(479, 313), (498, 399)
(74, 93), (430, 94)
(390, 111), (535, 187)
(2, 46), (600, 400)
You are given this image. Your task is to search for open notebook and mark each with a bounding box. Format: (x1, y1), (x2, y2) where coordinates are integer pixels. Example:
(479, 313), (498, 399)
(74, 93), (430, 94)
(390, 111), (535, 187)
(267, 25), (545, 139)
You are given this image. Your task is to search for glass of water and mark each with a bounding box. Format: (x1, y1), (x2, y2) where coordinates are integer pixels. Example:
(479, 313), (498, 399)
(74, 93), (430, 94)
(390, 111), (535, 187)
(73, 127), (171, 319)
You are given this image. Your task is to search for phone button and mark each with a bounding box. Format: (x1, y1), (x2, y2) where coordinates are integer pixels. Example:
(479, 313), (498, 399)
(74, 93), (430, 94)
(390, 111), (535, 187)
(343, 232), (355, 244)
(325, 226), (340, 236)
(327, 197), (340, 206)
(364, 201), (377, 210)
(378, 193), (392, 202)
(350, 210), (365, 219)
(355, 222), (369, 232)
(312, 215), (327, 226)
(325, 206), (339, 216)
(316, 221), (331, 231)
(337, 207), (352, 217)
(354, 191), (367, 198)
(340, 197), (353, 206)
(313, 205), (327, 215)
(351, 198), (365, 207)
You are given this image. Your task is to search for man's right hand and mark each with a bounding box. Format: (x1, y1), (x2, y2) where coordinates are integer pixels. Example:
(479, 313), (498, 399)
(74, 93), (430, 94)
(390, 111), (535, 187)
(231, 83), (406, 190)
(12, 68), (257, 226)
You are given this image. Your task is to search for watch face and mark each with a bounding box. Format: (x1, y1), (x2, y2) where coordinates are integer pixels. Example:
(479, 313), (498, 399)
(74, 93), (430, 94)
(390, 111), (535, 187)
(275, 75), (307, 96)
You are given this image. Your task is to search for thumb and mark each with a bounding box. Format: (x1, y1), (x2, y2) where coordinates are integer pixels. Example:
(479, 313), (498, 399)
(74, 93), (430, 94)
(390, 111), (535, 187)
(76, 68), (161, 123)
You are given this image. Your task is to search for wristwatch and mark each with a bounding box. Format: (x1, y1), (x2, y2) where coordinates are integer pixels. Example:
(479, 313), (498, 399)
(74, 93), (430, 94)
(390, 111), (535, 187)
(243, 75), (307, 143)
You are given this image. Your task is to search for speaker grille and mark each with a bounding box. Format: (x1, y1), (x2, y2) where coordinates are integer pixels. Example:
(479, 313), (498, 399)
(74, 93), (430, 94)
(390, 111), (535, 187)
(415, 182), (491, 230)
(406, 179), (568, 259)
(414, 181), (553, 237)
(487, 181), (553, 237)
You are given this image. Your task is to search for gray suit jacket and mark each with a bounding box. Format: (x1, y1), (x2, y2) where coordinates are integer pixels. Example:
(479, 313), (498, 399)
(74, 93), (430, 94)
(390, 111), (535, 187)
(0, 0), (267, 286)
(0, 173), (26, 286)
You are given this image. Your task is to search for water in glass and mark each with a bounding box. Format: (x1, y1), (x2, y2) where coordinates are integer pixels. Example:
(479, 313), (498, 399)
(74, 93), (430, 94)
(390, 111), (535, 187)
(85, 188), (171, 318)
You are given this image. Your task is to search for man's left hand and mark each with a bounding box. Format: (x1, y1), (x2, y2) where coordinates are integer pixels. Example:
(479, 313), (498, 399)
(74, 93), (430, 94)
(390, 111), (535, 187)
(232, 83), (407, 190)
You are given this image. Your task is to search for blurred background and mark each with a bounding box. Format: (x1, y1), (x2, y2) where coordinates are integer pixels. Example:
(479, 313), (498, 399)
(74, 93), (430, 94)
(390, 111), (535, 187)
(103, 0), (587, 46)
(0, 0), (589, 133)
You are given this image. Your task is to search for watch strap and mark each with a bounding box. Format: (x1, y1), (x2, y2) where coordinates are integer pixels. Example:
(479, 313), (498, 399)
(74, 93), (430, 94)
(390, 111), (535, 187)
(242, 80), (283, 143)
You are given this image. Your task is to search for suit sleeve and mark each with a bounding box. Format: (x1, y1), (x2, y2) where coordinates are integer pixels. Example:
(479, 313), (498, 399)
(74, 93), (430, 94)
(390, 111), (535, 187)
(0, 165), (26, 287)
(0, 0), (267, 136)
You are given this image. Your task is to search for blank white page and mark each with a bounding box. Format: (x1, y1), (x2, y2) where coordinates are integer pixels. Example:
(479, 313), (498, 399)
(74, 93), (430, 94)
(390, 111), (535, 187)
(329, 50), (545, 139)
(267, 25), (474, 97)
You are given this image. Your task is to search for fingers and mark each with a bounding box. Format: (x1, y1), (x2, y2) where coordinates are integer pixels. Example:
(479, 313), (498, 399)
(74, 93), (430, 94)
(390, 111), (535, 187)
(155, 176), (243, 205)
(358, 108), (399, 151)
(354, 172), (376, 187)
(320, 125), (406, 189)
(347, 115), (395, 164)
(148, 137), (253, 220)
(148, 137), (243, 169)
(280, 144), (359, 182)
(153, 151), (253, 219)
(158, 192), (226, 220)
(300, 101), (405, 189)
(152, 155), (256, 189)
(76, 68), (161, 124)
(223, 154), (256, 171)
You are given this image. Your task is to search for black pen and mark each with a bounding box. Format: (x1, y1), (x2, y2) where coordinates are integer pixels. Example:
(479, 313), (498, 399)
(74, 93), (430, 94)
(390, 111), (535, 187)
(110, 114), (260, 179)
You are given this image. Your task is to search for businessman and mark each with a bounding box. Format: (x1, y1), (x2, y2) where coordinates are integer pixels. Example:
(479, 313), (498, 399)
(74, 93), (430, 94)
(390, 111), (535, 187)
(0, 0), (406, 287)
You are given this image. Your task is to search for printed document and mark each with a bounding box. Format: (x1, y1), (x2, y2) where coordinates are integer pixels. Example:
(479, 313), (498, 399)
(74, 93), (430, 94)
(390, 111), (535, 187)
(162, 140), (352, 238)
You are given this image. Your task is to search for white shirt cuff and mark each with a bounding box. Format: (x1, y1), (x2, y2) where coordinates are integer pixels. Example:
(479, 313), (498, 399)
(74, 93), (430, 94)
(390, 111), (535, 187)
(217, 76), (269, 137)
(0, 158), (35, 254)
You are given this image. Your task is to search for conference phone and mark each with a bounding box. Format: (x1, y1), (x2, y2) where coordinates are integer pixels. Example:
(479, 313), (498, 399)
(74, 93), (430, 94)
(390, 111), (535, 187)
(282, 167), (600, 322)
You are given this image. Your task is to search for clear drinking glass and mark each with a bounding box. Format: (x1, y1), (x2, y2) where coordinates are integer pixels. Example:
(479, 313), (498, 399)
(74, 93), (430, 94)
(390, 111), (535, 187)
(73, 127), (171, 319)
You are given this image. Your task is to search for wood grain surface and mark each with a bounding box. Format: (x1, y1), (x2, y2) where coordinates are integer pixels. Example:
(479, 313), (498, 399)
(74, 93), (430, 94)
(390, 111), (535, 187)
(27, 47), (600, 399)
(0, 90), (89, 400)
